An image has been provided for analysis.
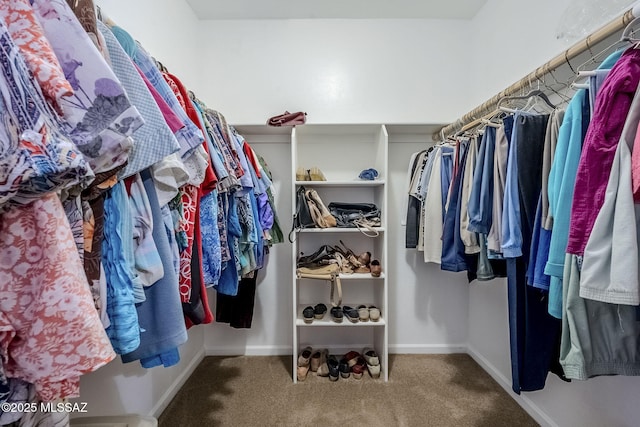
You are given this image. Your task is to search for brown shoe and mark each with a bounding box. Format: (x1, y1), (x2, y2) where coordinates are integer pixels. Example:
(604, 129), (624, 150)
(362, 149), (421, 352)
(370, 260), (382, 277)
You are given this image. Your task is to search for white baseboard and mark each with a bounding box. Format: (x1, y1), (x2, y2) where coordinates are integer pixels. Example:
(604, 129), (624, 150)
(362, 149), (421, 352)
(205, 345), (292, 356)
(390, 344), (467, 354)
(466, 345), (558, 427)
(149, 348), (206, 419)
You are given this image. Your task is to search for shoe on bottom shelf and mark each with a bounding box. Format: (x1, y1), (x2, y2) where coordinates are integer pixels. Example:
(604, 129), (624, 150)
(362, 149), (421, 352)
(327, 355), (340, 381)
(362, 347), (381, 379)
(297, 346), (313, 381)
(316, 349), (330, 376)
(351, 357), (367, 380)
(339, 359), (350, 379)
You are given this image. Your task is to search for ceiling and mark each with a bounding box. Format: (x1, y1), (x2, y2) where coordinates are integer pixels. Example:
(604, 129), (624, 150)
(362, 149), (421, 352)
(185, 0), (489, 20)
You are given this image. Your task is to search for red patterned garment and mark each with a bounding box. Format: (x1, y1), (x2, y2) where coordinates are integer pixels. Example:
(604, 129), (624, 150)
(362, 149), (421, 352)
(0, 193), (115, 401)
(178, 184), (198, 303)
(0, 0), (73, 112)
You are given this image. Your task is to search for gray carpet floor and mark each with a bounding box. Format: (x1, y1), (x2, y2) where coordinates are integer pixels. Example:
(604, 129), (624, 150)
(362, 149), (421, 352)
(159, 354), (539, 427)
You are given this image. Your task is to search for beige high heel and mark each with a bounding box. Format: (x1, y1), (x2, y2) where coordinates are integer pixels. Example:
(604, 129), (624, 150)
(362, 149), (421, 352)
(308, 166), (327, 181)
(296, 167), (309, 181)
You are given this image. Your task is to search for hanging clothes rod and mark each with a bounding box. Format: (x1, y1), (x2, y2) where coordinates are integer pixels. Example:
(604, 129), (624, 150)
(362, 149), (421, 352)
(433, 5), (640, 140)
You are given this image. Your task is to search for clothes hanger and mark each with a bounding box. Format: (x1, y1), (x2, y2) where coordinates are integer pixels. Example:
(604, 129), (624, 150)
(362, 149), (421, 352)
(497, 89), (556, 114)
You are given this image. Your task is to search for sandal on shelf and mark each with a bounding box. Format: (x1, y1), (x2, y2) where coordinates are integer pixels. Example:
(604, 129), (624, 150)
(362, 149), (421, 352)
(368, 305), (381, 322)
(296, 167), (309, 181)
(308, 166), (327, 181)
(343, 306), (359, 323)
(330, 306), (344, 323)
(357, 305), (370, 322)
(302, 306), (314, 324)
(314, 303), (327, 319)
(357, 251), (372, 266)
(370, 260), (382, 277)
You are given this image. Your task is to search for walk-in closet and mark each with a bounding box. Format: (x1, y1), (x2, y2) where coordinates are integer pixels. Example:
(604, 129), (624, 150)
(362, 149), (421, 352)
(2, 1), (640, 426)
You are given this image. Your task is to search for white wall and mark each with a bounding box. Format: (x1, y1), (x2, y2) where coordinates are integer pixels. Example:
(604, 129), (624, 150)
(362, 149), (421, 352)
(466, 1), (640, 427)
(73, 327), (204, 419)
(98, 0), (201, 90)
(205, 140), (293, 355)
(196, 19), (471, 125)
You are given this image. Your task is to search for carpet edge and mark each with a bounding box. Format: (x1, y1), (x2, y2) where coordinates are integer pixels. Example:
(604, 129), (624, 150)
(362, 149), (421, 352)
(466, 345), (558, 427)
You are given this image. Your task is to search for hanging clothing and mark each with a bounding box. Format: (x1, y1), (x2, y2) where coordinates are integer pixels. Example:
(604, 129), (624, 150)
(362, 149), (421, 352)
(579, 85), (640, 305)
(121, 169), (188, 365)
(503, 112), (562, 394)
(487, 117), (512, 255)
(567, 47), (640, 256)
(441, 139), (470, 272)
(31, 0), (143, 176)
(0, 19), (94, 210)
(97, 21), (181, 181)
(0, 193), (115, 401)
(0, 0), (72, 112)
(545, 50), (621, 319)
(460, 135), (480, 254)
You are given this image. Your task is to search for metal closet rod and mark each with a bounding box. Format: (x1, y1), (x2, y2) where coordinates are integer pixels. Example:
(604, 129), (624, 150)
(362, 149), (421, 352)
(433, 6), (639, 140)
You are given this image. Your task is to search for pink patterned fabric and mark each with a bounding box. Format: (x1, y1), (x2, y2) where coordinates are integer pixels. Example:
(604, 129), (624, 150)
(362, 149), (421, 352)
(179, 184), (198, 303)
(0, 0), (73, 112)
(0, 194), (115, 401)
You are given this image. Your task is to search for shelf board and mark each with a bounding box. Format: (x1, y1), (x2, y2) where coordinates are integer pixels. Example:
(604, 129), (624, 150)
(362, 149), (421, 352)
(297, 305), (385, 327)
(296, 317), (386, 327)
(294, 180), (385, 187)
(297, 272), (385, 280)
(298, 227), (385, 234)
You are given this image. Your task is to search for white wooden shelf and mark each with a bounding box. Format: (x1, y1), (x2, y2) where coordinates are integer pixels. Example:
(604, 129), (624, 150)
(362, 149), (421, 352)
(297, 272), (385, 280)
(298, 227), (385, 234)
(294, 180), (385, 187)
(292, 124), (388, 383)
(296, 307), (386, 327)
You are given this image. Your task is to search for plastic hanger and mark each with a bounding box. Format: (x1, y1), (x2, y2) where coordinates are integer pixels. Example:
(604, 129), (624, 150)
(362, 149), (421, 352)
(497, 89), (556, 115)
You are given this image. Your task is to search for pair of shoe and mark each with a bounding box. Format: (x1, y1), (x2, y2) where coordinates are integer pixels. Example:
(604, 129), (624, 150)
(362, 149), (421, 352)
(330, 306), (362, 323)
(324, 354), (353, 381)
(302, 303), (328, 323)
(356, 305), (381, 322)
(296, 167), (326, 181)
(363, 347), (381, 378)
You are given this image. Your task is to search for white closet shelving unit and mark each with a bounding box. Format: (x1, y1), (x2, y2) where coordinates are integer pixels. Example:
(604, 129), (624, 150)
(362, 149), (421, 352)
(291, 124), (389, 383)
